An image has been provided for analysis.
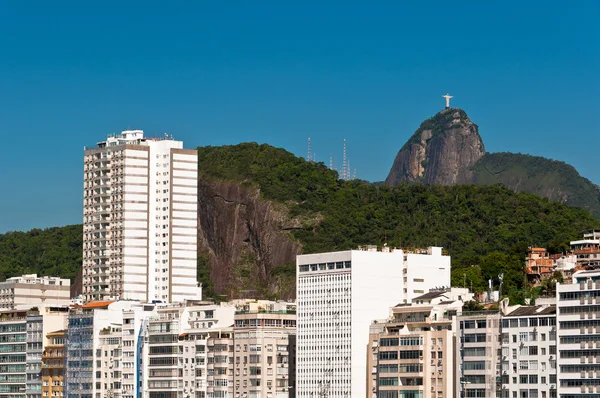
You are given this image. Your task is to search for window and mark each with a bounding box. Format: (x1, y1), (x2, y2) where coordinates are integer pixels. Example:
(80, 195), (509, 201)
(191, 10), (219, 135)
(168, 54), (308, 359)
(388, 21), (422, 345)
(379, 377), (399, 386)
(379, 351), (398, 360)
(380, 338), (399, 347)
(529, 375), (538, 384)
(519, 361), (528, 370)
(399, 350), (422, 359)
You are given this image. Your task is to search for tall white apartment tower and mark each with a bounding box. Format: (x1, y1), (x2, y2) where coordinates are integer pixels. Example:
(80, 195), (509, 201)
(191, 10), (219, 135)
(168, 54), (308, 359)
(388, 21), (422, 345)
(296, 246), (450, 397)
(83, 130), (200, 303)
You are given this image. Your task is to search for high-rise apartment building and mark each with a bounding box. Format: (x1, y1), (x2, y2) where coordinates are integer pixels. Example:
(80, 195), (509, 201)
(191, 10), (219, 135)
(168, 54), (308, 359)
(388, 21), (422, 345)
(368, 288), (472, 398)
(0, 275), (70, 310)
(296, 246), (450, 397)
(500, 304), (557, 398)
(557, 270), (600, 397)
(456, 310), (503, 398)
(83, 130), (200, 303)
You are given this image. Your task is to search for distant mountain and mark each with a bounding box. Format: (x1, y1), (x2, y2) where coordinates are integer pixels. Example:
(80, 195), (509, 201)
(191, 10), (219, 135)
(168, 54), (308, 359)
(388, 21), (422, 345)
(385, 108), (485, 186)
(471, 152), (600, 218)
(386, 108), (600, 218)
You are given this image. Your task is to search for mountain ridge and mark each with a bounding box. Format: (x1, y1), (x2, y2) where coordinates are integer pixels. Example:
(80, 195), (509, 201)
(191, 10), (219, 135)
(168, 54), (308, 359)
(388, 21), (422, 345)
(385, 108), (600, 218)
(385, 108), (485, 186)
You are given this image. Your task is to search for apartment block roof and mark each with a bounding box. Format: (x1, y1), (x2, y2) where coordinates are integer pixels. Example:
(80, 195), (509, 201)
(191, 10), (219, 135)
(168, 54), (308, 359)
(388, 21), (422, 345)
(505, 305), (556, 317)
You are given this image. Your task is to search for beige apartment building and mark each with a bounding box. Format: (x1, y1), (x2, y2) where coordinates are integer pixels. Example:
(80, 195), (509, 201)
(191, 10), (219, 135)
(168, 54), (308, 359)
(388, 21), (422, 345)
(41, 330), (66, 398)
(142, 299), (296, 398)
(456, 310), (503, 398)
(368, 288), (473, 398)
(0, 275), (70, 310)
(233, 301), (296, 398)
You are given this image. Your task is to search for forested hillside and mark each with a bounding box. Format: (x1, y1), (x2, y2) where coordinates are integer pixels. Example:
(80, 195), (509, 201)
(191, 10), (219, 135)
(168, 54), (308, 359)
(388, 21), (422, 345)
(197, 143), (600, 295)
(471, 152), (600, 218)
(0, 225), (82, 282)
(1, 143), (599, 300)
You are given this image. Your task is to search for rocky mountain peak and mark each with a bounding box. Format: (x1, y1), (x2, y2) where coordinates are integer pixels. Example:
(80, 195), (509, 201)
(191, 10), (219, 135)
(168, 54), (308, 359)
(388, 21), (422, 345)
(385, 108), (485, 186)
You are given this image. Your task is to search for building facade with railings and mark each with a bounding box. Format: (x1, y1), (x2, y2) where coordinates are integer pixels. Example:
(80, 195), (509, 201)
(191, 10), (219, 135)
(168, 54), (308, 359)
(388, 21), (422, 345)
(368, 288), (472, 398)
(557, 270), (600, 397)
(500, 304), (557, 398)
(42, 330), (66, 398)
(0, 306), (69, 398)
(0, 309), (28, 398)
(83, 130), (200, 303)
(296, 246), (451, 397)
(0, 275), (70, 310)
(143, 299), (297, 398)
(456, 310), (503, 398)
(233, 300), (296, 398)
(65, 301), (154, 398)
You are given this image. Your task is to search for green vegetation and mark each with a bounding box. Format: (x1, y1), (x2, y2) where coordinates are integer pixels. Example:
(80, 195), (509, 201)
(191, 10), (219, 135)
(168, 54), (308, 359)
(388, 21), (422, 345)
(0, 225), (82, 282)
(198, 143), (600, 295)
(2, 143), (599, 302)
(471, 152), (600, 218)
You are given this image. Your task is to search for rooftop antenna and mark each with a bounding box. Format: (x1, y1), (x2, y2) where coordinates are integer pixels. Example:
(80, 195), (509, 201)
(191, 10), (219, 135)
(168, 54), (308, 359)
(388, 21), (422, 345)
(307, 137), (311, 161)
(342, 139), (347, 181)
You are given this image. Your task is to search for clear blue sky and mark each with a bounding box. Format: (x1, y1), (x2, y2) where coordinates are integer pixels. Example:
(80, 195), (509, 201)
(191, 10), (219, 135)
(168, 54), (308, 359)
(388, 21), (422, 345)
(1, 1), (598, 233)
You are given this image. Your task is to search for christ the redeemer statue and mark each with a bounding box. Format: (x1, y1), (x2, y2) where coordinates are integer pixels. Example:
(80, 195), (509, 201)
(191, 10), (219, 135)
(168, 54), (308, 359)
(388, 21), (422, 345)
(443, 93), (453, 109)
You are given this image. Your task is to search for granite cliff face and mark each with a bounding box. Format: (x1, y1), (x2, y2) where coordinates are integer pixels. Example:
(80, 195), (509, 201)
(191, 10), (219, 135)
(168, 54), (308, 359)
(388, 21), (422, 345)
(385, 108), (485, 186)
(197, 179), (301, 300)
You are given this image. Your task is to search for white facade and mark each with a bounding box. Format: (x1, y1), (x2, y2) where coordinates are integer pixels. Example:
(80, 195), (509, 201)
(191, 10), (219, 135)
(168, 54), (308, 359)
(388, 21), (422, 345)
(557, 270), (600, 397)
(0, 274), (70, 310)
(404, 247), (451, 302)
(83, 130), (200, 303)
(296, 246), (451, 397)
(500, 305), (557, 398)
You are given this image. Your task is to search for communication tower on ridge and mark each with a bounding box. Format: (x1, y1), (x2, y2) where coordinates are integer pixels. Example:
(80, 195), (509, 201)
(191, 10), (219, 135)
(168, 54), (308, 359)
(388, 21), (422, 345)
(307, 137), (312, 161)
(342, 139), (347, 180)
